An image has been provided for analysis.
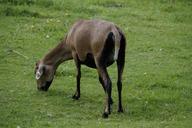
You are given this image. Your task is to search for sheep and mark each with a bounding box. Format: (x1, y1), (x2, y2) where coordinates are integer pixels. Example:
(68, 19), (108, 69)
(35, 19), (126, 118)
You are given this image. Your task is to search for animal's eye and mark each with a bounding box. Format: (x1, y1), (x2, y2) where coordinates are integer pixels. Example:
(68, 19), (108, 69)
(42, 66), (46, 72)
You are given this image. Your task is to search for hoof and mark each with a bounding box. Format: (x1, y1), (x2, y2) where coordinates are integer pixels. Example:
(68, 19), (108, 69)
(102, 112), (109, 118)
(72, 95), (80, 100)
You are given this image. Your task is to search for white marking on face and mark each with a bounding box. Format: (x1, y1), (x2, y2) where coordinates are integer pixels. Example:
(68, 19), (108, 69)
(36, 71), (41, 80)
(35, 64), (44, 80)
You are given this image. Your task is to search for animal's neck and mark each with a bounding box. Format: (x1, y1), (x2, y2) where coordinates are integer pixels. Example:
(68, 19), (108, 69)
(42, 38), (72, 68)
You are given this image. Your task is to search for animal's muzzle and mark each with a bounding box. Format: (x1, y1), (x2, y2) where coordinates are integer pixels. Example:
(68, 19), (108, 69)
(38, 80), (53, 91)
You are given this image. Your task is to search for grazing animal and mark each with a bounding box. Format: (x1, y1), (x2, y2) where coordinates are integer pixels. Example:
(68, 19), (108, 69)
(34, 19), (126, 118)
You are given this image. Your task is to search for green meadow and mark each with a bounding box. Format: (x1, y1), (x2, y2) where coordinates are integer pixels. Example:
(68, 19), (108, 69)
(0, 0), (192, 127)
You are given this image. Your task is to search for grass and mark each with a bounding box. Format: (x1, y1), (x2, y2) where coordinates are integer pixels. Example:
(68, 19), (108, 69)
(0, 0), (192, 127)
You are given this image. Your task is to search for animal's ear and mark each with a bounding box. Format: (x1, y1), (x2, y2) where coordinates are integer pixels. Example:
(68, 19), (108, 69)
(35, 60), (39, 66)
(35, 65), (45, 80)
(34, 60), (40, 74)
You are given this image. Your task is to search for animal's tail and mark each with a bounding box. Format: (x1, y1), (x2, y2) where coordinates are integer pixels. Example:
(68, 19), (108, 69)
(114, 39), (120, 61)
(105, 31), (120, 61)
(105, 27), (122, 61)
(111, 28), (121, 61)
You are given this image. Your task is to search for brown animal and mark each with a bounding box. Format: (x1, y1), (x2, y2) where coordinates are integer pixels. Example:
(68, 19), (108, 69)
(35, 19), (126, 118)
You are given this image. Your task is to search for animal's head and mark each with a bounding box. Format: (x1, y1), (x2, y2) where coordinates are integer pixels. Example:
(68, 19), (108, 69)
(34, 61), (55, 91)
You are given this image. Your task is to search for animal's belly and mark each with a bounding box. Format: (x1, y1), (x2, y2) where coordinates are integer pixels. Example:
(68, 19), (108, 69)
(80, 53), (96, 68)
(80, 53), (115, 69)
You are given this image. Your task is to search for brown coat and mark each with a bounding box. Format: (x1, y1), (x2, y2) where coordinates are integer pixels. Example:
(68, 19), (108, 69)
(66, 19), (121, 61)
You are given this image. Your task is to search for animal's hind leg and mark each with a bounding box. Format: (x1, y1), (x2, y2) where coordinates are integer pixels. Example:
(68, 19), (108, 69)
(99, 76), (113, 105)
(94, 31), (115, 118)
(98, 67), (112, 118)
(116, 32), (126, 113)
(116, 59), (124, 112)
(95, 56), (112, 118)
(72, 52), (81, 100)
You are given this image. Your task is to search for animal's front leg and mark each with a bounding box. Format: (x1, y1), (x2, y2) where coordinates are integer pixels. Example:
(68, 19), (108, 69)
(72, 53), (81, 100)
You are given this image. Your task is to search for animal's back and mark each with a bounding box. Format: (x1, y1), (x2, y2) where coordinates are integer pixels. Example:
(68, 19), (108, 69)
(66, 19), (120, 61)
